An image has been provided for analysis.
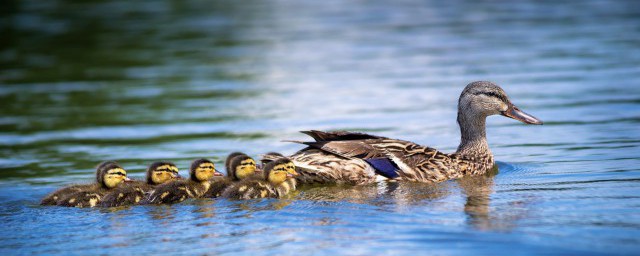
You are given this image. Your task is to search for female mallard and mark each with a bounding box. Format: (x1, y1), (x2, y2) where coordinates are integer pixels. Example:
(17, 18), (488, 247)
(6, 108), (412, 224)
(41, 161), (130, 207)
(204, 153), (258, 198)
(285, 81), (543, 185)
(222, 158), (298, 199)
(100, 161), (181, 207)
(143, 159), (222, 204)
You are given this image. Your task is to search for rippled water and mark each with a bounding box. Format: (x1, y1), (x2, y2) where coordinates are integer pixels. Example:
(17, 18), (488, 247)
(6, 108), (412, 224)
(2, 0), (640, 254)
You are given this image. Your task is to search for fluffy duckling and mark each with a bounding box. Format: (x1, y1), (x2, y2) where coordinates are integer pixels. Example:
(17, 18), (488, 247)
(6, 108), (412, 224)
(41, 161), (116, 205)
(222, 158), (298, 199)
(144, 159), (221, 204)
(44, 162), (130, 207)
(205, 153), (258, 198)
(100, 161), (181, 207)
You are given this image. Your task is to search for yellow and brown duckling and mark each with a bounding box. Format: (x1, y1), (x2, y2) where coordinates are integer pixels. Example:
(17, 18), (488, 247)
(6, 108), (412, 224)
(205, 153), (258, 198)
(221, 158), (298, 200)
(144, 159), (221, 204)
(41, 161), (130, 208)
(100, 161), (181, 207)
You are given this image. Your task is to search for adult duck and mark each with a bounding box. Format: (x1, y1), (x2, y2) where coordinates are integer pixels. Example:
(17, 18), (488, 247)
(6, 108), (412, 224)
(285, 81), (543, 185)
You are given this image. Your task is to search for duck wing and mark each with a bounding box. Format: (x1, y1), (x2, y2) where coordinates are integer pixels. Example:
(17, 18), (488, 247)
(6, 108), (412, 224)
(300, 130), (386, 142)
(292, 131), (463, 183)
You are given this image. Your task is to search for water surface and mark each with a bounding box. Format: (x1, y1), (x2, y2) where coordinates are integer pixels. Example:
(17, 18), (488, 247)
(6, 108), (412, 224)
(1, 0), (640, 255)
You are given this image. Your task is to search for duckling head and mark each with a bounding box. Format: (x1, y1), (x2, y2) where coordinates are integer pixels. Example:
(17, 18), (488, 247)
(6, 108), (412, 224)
(284, 159), (298, 177)
(225, 152), (248, 174)
(96, 161), (129, 189)
(147, 161), (181, 185)
(229, 155), (257, 180)
(458, 81), (543, 125)
(190, 159), (222, 182)
(264, 158), (295, 185)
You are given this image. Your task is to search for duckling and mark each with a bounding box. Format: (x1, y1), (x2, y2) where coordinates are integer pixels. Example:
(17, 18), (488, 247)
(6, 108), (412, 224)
(100, 161), (181, 207)
(144, 159), (221, 204)
(259, 153), (298, 191)
(41, 161), (117, 205)
(205, 153), (258, 198)
(53, 162), (130, 207)
(222, 158), (297, 199)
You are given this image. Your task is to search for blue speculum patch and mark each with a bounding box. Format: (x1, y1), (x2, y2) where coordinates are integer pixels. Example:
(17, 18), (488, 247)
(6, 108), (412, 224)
(365, 158), (400, 179)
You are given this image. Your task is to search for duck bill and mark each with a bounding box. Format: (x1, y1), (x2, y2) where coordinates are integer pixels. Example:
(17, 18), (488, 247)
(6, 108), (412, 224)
(501, 104), (543, 125)
(213, 172), (224, 177)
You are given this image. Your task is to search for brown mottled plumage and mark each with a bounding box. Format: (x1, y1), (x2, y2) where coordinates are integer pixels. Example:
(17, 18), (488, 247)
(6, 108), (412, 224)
(143, 159), (220, 204)
(100, 161), (180, 207)
(285, 81), (543, 185)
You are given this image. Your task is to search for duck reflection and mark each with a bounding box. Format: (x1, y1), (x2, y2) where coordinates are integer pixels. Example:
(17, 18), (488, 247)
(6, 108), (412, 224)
(458, 165), (498, 231)
(295, 164), (529, 232)
(458, 164), (530, 231)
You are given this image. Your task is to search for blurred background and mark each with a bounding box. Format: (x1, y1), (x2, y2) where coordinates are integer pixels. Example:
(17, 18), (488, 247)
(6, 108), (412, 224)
(1, 0), (639, 254)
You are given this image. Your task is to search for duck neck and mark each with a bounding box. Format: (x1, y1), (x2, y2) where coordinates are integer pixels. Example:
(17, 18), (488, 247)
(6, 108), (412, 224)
(456, 112), (492, 158)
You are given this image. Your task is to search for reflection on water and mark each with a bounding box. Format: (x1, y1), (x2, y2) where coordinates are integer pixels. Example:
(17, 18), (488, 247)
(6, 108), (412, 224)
(2, 0), (640, 254)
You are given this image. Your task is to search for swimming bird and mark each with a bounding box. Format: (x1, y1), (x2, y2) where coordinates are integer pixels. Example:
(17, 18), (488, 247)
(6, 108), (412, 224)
(222, 158), (298, 199)
(204, 153), (258, 198)
(100, 161), (181, 207)
(143, 159), (221, 204)
(284, 81), (543, 185)
(41, 161), (130, 207)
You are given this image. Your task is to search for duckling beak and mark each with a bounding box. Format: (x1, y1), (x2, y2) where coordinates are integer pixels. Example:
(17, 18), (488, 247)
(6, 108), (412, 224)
(124, 177), (132, 182)
(501, 104), (543, 125)
(286, 173), (294, 178)
(213, 172), (224, 177)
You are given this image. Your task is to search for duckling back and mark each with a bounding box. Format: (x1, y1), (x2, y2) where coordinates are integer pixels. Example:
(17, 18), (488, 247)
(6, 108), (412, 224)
(55, 184), (106, 208)
(143, 179), (210, 204)
(100, 181), (152, 207)
(221, 178), (277, 200)
(40, 184), (94, 206)
(204, 177), (233, 198)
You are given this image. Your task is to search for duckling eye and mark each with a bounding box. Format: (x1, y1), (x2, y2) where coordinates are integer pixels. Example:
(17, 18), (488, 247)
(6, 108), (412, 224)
(199, 164), (212, 169)
(240, 160), (256, 167)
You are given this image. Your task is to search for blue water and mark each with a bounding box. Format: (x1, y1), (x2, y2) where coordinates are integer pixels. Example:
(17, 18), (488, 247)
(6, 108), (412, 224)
(1, 0), (640, 255)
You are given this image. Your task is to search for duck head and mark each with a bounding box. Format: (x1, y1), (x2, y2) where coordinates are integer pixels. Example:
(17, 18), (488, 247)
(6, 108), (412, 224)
(229, 154), (257, 180)
(96, 161), (129, 189)
(190, 159), (222, 182)
(147, 161), (181, 185)
(458, 81), (543, 125)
